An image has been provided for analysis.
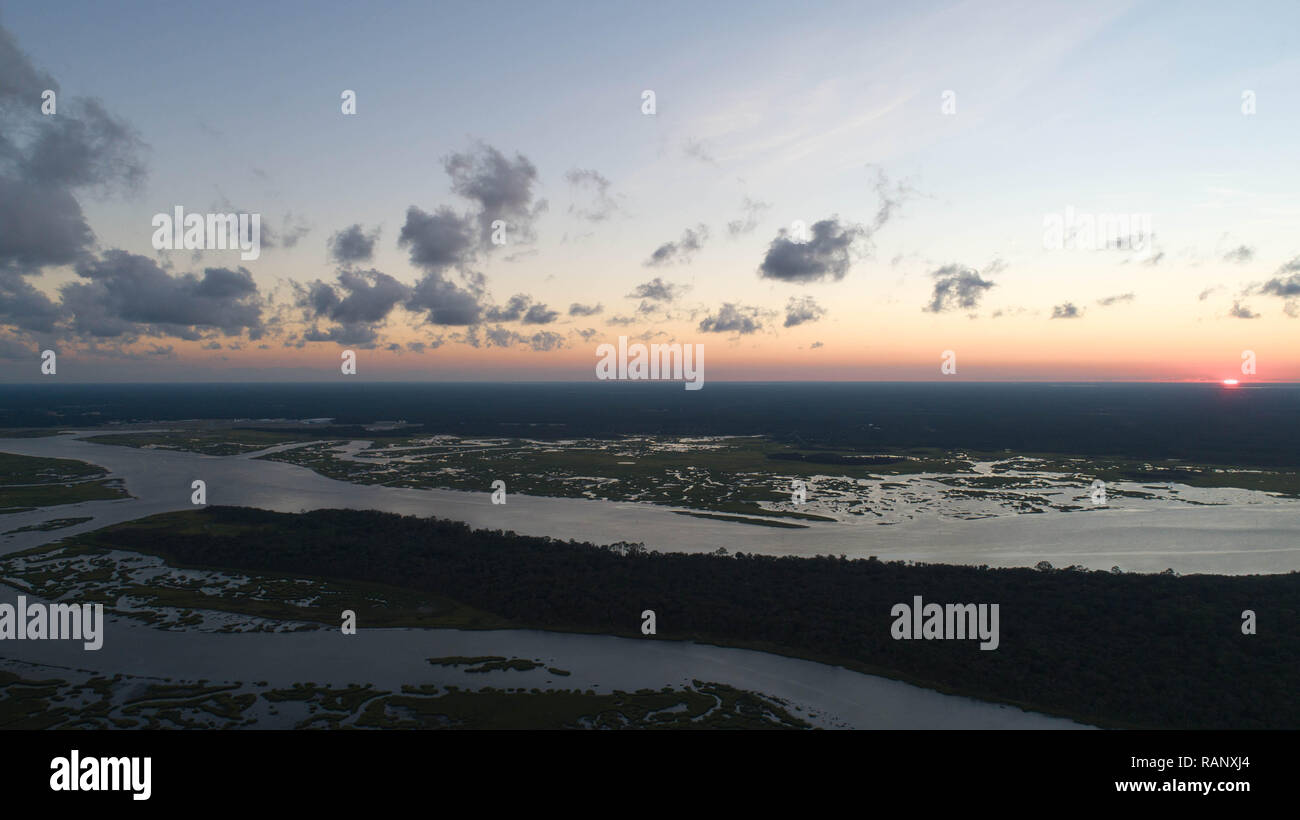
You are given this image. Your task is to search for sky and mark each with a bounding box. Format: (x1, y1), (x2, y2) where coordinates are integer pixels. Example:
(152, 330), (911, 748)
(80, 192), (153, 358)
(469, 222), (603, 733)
(2, 0), (1299, 382)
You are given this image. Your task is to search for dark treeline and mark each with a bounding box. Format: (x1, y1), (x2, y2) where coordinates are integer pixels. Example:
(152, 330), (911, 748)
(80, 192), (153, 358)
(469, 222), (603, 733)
(84, 506), (1300, 729)
(5, 382), (1299, 466)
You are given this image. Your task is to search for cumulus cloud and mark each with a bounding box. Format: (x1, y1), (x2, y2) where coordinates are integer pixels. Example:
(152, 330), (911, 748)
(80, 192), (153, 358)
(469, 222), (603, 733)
(398, 205), (476, 272)
(699, 303), (763, 334)
(784, 295), (826, 327)
(61, 250), (262, 340)
(569, 302), (602, 317)
(0, 269), (63, 332)
(629, 277), (685, 303)
(483, 326), (565, 351)
(1257, 257), (1300, 298)
(758, 218), (866, 283)
(923, 264), (997, 313)
(405, 270), (483, 326)
(444, 142), (547, 247)
(484, 294), (531, 322)
(328, 224), (380, 265)
(1051, 302), (1082, 319)
(296, 268), (409, 344)
(644, 224), (709, 267)
(0, 25), (146, 275)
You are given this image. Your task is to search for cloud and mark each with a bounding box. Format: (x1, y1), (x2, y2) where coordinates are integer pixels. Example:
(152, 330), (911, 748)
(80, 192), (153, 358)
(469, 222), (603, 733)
(328, 224), (380, 265)
(523, 303), (558, 324)
(1257, 257), (1300, 298)
(644, 224), (709, 267)
(784, 295), (826, 327)
(682, 138), (717, 165)
(569, 302), (603, 317)
(483, 293), (531, 322)
(1051, 302), (1082, 319)
(443, 142), (547, 247)
(1229, 301), (1259, 319)
(1096, 292), (1134, 307)
(405, 270), (483, 326)
(727, 197), (771, 237)
(397, 205), (476, 272)
(296, 268), (409, 344)
(699, 303), (763, 334)
(1198, 287), (1219, 301)
(0, 269), (63, 332)
(629, 277), (685, 303)
(61, 250), (262, 340)
(565, 168), (619, 222)
(483, 326), (565, 351)
(810, 341), (824, 349)
(1223, 245), (1254, 264)
(758, 218), (866, 283)
(923, 264), (996, 313)
(0, 25), (147, 274)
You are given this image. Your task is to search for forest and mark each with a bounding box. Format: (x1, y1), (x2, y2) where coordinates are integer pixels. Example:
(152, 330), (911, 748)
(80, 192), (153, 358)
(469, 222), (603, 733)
(76, 505), (1300, 730)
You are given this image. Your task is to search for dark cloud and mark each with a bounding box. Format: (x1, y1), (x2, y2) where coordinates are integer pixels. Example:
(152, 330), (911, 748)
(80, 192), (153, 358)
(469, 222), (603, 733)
(699, 303), (762, 334)
(644, 224), (709, 267)
(629, 277), (685, 302)
(758, 218), (866, 283)
(565, 168), (618, 222)
(480, 293), (557, 325)
(569, 302), (603, 317)
(0, 269), (63, 331)
(483, 326), (564, 351)
(1258, 257), (1300, 298)
(484, 294), (531, 322)
(328, 224), (379, 264)
(784, 295), (826, 327)
(522, 303), (558, 324)
(1051, 302), (1082, 319)
(61, 250), (262, 340)
(298, 268), (409, 344)
(923, 264), (996, 313)
(444, 142), (547, 247)
(405, 271), (483, 326)
(397, 205), (476, 271)
(0, 25), (146, 274)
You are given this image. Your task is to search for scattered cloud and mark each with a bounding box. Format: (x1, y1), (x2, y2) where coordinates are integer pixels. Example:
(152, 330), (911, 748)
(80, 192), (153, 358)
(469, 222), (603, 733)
(645, 224), (709, 267)
(923, 264), (996, 313)
(784, 295), (826, 327)
(758, 218), (866, 283)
